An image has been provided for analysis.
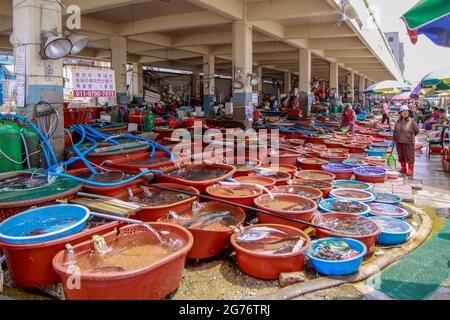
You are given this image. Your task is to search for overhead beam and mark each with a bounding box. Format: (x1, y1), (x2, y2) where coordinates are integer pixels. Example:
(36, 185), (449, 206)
(80, 17), (116, 36)
(139, 50), (202, 64)
(128, 34), (172, 48)
(120, 11), (229, 36)
(325, 49), (373, 58)
(248, 0), (337, 21)
(309, 37), (365, 50)
(184, 0), (244, 20)
(127, 41), (163, 53)
(63, 0), (149, 15)
(0, 16), (12, 33)
(211, 42), (296, 55)
(252, 20), (308, 49)
(172, 32), (232, 47)
(337, 58), (380, 64)
(285, 22), (354, 39)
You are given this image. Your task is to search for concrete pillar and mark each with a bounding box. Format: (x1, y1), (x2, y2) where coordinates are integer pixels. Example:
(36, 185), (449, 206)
(192, 71), (201, 99)
(330, 62), (339, 98)
(284, 72), (292, 94)
(132, 63), (143, 103)
(299, 49), (311, 94)
(12, 0), (65, 160)
(255, 65), (263, 104)
(347, 71), (355, 104)
(110, 35), (128, 103)
(359, 75), (366, 104)
(203, 54), (215, 116)
(232, 20), (253, 121)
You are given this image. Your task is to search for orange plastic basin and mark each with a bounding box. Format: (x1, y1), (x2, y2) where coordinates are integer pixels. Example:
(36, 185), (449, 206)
(105, 151), (183, 173)
(248, 171), (292, 186)
(272, 185), (323, 203)
(230, 224), (311, 280)
(154, 163), (236, 194)
(298, 158), (329, 170)
(312, 213), (381, 256)
(114, 183), (200, 222)
(260, 164), (298, 175)
(52, 223), (193, 300)
(206, 184), (263, 212)
(295, 170), (336, 182)
(233, 176), (277, 190)
(159, 201), (245, 259)
(225, 157), (261, 177)
(254, 194), (318, 230)
(290, 179), (334, 198)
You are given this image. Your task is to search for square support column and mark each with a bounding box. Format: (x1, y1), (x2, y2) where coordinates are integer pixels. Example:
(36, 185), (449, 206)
(284, 72), (292, 94)
(330, 62), (339, 98)
(192, 71), (201, 99)
(203, 54), (215, 116)
(347, 71), (355, 104)
(299, 49), (311, 94)
(359, 75), (366, 105)
(132, 63), (144, 103)
(13, 0), (65, 160)
(232, 20), (253, 121)
(111, 35), (128, 103)
(255, 65), (263, 104)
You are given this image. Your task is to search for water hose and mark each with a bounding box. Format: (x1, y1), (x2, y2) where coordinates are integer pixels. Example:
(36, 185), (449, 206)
(143, 183), (340, 234)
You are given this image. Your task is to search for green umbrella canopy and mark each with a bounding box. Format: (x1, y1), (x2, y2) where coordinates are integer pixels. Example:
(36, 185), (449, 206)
(422, 65), (450, 86)
(402, 0), (450, 30)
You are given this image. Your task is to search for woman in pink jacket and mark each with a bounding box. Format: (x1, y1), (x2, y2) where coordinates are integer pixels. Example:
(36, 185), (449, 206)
(340, 104), (356, 134)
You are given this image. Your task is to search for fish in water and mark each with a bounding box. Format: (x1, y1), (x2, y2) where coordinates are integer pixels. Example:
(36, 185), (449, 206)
(182, 211), (232, 228)
(236, 227), (288, 242)
(236, 236), (302, 245)
(91, 266), (126, 273)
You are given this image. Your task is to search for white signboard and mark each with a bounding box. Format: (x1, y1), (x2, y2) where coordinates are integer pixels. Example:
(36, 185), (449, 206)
(15, 44), (26, 108)
(72, 67), (116, 98)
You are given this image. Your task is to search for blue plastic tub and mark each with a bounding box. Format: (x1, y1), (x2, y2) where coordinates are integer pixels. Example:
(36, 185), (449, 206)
(306, 237), (367, 276)
(365, 148), (387, 157)
(372, 192), (402, 205)
(0, 205), (90, 245)
(356, 114), (367, 121)
(333, 180), (372, 191)
(319, 198), (371, 216)
(369, 216), (412, 245)
(354, 166), (387, 177)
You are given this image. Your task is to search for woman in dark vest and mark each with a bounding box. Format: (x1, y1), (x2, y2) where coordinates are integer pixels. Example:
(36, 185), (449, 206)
(394, 106), (420, 176)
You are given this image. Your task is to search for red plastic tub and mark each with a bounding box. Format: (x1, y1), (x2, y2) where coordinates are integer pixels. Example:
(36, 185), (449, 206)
(312, 213), (381, 256)
(260, 164), (297, 175)
(298, 158), (329, 170)
(270, 151), (300, 166)
(272, 185), (323, 203)
(223, 157), (261, 177)
(154, 163), (236, 194)
(159, 201), (246, 259)
(254, 194), (318, 230)
(319, 152), (348, 163)
(52, 223), (193, 300)
(295, 170), (336, 182)
(248, 171), (292, 186)
(290, 179), (334, 198)
(66, 168), (148, 197)
(206, 184), (263, 212)
(105, 151), (181, 173)
(230, 224), (311, 280)
(0, 221), (120, 287)
(114, 183), (200, 222)
(233, 176), (277, 190)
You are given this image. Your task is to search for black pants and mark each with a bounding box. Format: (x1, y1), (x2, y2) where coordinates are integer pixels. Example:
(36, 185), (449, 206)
(382, 114), (390, 127)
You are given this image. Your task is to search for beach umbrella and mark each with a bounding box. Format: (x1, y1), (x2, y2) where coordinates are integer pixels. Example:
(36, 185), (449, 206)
(410, 83), (422, 99)
(363, 80), (411, 94)
(401, 0), (450, 47)
(421, 65), (450, 86)
(391, 92), (414, 101)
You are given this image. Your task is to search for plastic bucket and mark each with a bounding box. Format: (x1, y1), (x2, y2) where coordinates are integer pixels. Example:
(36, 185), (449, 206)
(290, 179), (334, 198)
(0, 205), (90, 245)
(0, 221), (119, 287)
(272, 185), (323, 203)
(369, 216), (412, 245)
(230, 224), (311, 280)
(312, 213), (381, 256)
(295, 170), (336, 183)
(53, 223), (193, 300)
(306, 237), (366, 276)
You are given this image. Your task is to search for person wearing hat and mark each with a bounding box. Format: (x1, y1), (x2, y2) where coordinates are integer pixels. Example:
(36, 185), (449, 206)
(393, 106), (420, 176)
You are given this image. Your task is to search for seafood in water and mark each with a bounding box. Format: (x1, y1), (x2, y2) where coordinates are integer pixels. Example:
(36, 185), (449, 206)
(182, 211), (232, 228)
(318, 216), (378, 236)
(166, 167), (229, 181)
(236, 227), (287, 242)
(311, 240), (361, 260)
(329, 200), (368, 214)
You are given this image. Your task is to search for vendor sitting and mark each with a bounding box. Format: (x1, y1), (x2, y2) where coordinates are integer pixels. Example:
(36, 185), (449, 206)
(340, 104), (356, 134)
(425, 107), (441, 131)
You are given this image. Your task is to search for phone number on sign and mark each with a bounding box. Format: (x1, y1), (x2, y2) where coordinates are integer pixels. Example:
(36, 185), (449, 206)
(73, 90), (116, 97)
